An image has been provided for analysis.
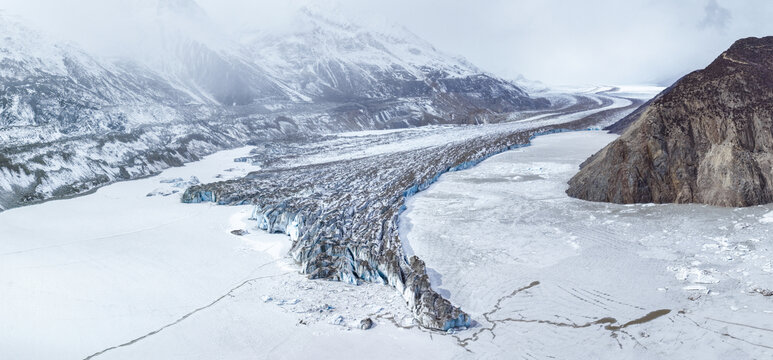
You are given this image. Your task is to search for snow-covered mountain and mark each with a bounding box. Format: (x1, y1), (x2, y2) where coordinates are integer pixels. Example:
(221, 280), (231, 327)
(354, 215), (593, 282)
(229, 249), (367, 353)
(0, 14), (201, 140)
(134, 0), (305, 105)
(242, 8), (479, 100)
(240, 8), (543, 112)
(0, 1), (549, 211)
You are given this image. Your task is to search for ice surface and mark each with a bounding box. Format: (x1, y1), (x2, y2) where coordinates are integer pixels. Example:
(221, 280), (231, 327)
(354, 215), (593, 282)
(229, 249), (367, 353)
(0, 146), (459, 359)
(401, 131), (773, 358)
(760, 210), (773, 224)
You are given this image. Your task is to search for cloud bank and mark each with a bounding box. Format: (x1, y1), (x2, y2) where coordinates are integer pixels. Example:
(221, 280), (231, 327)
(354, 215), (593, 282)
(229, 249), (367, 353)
(2, 0), (772, 86)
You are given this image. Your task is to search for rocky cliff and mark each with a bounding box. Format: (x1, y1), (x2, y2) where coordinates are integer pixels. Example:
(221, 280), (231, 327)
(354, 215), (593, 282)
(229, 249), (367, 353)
(567, 36), (773, 207)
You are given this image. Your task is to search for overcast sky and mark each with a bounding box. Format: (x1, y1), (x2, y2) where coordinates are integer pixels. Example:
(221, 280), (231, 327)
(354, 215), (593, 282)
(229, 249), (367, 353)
(3, 0), (773, 86)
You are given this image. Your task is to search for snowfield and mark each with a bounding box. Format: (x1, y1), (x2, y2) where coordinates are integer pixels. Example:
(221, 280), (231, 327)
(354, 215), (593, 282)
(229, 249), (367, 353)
(401, 131), (773, 358)
(6, 130), (769, 358)
(0, 147), (458, 359)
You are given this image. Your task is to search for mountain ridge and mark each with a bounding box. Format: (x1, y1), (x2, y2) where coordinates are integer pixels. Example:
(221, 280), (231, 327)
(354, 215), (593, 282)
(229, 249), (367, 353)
(568, 36), (773, 207)
(0, 4), (549, 211)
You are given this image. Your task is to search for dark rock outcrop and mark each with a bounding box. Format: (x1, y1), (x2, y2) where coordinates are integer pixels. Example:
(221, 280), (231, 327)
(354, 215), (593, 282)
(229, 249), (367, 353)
(568, 36), (773, 207)
(754, 288), (773, 297)
(359, 318), (374, 330)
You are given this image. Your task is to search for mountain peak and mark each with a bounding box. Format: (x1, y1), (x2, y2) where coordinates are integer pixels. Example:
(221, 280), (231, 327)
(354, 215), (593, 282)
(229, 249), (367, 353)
(717, 36), (773, 68)
(156, 0), (209, 21)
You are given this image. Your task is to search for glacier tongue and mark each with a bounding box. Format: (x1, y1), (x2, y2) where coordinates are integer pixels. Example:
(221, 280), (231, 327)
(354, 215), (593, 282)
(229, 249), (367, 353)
(181, 87), (644, 330)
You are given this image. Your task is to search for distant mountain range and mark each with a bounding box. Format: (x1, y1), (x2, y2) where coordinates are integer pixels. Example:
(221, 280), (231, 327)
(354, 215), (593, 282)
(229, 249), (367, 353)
(0, 0), (549, 211)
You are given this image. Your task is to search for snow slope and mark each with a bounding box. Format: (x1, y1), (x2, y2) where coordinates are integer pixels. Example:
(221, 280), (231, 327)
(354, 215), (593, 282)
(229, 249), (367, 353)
(241, 7), (481, 100)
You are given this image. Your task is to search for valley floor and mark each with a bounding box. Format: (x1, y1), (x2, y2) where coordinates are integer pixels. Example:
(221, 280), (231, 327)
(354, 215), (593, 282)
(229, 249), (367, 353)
(6, 87), (752, 359)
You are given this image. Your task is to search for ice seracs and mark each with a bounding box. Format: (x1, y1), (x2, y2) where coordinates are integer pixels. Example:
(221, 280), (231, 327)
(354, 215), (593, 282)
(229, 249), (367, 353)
(182, 88), (646, 330)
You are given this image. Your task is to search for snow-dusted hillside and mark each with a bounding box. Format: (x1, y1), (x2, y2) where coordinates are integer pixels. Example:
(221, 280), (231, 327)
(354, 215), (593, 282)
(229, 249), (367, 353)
(0, 14), (200, 138)
(241, 8), (542, 111)
(242, 8), (478, 99)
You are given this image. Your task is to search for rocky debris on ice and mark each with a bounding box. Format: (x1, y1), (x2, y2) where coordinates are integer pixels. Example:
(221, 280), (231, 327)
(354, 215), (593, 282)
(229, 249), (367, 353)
(754, 288), (773, 297)
(669, 265), (720, 285)
(147, 176), (202, 197)
(159, 177), (185, 184)
(359, 318), (374, 330)
(277, 298), (301, 306)
(313, 304), (336, 313)
(165, 176), (200, 188)
(146, 189), (180, 197)
(230, 229), (248, 236)
(330, 315), (346, 326)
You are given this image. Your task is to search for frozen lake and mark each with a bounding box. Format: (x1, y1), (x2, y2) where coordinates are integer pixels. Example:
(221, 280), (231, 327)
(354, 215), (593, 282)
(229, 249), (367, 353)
(402, 131), (773, 358)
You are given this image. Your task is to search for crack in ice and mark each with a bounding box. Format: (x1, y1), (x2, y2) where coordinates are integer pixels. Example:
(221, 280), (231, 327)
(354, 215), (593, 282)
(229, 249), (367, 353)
(453, 280), (541, 348)
(83, 268), (291, 359)
(451, 280), (672, 351)
(684, 314), (773, 350)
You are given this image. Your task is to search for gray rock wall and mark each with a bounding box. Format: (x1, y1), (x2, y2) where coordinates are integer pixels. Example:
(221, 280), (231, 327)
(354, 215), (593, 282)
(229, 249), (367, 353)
(568, 37), (773, 207)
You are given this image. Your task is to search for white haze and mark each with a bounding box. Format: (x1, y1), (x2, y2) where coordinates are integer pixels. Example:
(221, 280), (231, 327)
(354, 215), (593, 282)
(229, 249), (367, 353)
(2, 0), (773, 86)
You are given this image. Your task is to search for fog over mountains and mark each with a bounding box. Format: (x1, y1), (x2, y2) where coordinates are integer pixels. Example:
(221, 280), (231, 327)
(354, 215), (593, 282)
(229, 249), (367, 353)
(0, 0), (549, 210)
(6, 0), (773, 85)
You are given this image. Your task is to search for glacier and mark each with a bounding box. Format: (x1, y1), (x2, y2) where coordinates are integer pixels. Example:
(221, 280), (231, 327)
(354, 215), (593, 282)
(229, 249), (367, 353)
(182, 87), (649, 330)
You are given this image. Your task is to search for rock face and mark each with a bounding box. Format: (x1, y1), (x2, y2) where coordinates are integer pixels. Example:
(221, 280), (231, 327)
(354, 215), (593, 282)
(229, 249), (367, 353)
(359, 318), (374, 330)
(568, 37), (773, 207)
